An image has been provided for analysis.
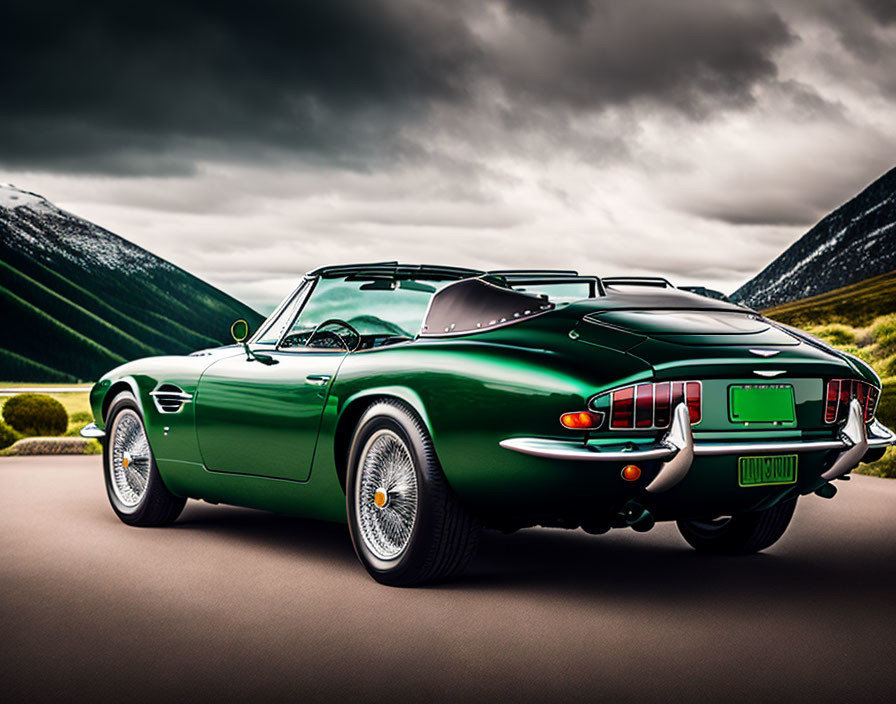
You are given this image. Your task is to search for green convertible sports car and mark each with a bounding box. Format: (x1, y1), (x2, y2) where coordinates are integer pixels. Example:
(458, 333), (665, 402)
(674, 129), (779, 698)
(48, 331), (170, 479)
(82, 262), (895, 586)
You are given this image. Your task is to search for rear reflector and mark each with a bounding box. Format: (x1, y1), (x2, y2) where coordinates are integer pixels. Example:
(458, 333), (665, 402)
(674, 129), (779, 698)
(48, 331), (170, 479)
(609, 381), (701, 430)
(825, 379), (879, 423)
(621, 465), (641, 481)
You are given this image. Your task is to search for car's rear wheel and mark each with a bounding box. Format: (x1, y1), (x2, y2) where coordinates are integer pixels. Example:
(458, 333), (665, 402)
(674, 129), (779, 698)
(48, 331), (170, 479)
(346, 399), (480, 586)
(104, 391), (185, 526)
(676, 498), (797, 555)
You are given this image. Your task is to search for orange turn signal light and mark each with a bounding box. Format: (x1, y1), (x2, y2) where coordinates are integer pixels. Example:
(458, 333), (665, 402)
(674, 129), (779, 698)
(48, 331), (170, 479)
(621, 465), (642, 482)
(560, 411), (603, 430)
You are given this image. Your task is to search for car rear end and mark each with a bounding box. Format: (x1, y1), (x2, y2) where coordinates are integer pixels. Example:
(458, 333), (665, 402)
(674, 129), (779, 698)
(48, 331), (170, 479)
(497, 296), (894, 525)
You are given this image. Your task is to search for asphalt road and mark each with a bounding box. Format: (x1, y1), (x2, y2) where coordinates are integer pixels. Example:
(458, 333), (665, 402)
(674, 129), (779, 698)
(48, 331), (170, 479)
(2, 456), (895, 703)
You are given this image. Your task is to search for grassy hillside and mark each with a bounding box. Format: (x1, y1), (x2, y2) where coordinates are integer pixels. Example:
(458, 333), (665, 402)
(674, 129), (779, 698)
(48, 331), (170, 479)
(0, 350), (77, 383)
(762, 270), (896, 328)
(0, 259), (159, 361)
(762, 270), (896, 477)
(1, 199), (265, 382)
(0, 285), (128, 378)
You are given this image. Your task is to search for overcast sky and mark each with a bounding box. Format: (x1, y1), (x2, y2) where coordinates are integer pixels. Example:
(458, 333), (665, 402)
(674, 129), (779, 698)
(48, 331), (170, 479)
(1, 0), (894, 312)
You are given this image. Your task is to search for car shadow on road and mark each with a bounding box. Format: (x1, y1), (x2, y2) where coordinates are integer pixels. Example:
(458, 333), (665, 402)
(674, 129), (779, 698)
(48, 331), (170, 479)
(452, 525), (896, 609)
(165, 500), (896, 605)
(171, 501), (357, 566)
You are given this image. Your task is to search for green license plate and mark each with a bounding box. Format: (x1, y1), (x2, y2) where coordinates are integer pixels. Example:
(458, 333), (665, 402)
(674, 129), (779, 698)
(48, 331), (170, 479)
(729, 384), (796, 426)
(738, 455), (798, 487)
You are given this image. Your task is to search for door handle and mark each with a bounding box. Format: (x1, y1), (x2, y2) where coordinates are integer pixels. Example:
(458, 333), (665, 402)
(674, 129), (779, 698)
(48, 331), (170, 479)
(305, 374), (332, 386)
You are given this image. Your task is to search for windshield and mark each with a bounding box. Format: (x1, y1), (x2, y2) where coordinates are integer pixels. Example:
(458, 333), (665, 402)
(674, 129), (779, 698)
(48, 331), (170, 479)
(283, 276), (453, 344)
(421, 278), (553, 336)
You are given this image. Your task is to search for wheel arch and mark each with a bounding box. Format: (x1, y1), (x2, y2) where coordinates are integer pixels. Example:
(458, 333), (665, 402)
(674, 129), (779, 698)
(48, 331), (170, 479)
(332, 386), (434, 494)
(101, 377), (146, 423)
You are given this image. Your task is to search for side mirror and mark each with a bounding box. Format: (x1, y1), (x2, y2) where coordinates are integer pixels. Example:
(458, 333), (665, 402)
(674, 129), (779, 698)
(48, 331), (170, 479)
(231, 319), (249, 343)
(230, 319), (277, 365)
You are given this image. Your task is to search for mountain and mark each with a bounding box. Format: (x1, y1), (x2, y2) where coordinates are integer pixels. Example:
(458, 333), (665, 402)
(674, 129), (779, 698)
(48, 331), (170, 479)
(731, 167), (896, 309)
(0, 183), (264, 382)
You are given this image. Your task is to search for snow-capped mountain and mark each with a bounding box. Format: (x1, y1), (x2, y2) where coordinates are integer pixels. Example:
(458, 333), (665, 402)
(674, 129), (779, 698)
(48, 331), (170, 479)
(731, 167), (896, 309)
(0, 183), (263, 382)
(1, 183), (182, 275)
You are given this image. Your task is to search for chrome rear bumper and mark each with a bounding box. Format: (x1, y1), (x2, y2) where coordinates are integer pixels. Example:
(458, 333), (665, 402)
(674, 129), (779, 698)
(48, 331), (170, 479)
(499, 401), (895, 493)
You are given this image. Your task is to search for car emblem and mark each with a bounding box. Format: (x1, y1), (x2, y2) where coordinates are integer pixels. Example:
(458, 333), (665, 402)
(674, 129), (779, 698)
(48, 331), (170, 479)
(753, 370), (786, 378)
(749, 349), (780, 357)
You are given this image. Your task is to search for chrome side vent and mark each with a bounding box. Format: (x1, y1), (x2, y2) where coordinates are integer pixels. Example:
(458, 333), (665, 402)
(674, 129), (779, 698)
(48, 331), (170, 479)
(150, 384), (193, 414)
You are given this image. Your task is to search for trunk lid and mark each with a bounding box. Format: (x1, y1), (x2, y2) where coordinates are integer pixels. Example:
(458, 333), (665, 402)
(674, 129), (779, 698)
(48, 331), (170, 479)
(585, 309), (799, 347)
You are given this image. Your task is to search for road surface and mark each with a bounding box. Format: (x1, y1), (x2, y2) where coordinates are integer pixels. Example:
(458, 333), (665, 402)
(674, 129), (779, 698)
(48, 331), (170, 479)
(2, 456), (895, 703)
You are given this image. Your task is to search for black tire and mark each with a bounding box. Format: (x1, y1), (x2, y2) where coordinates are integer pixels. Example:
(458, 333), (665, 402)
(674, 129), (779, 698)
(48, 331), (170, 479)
(676, 498), (797, 555)
(346, 399), (480, 586)
(103, 391), (186, 527)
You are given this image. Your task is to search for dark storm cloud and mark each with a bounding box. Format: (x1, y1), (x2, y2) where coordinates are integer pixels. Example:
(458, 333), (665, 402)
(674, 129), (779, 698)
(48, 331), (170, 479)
(792, 0), (896, 76)
(0, 0), (479, 174)
(858, 0), (896, 25)
(0, 0), (802, 175)
(504, 0), (594, 35)
(493, 0), (792, 115)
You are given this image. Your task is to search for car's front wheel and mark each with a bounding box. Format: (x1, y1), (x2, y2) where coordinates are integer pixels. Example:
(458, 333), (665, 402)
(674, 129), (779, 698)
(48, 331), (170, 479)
(346, 400), (480, 586)
(676, 498), (797, 555)
(103, 391), (185, 526)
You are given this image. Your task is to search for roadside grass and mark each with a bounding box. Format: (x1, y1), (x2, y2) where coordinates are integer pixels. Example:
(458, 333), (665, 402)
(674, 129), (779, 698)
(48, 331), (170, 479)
(764, 276), (896, 478)
(763, 270), (896, 328)
(858, 447), (896, 478)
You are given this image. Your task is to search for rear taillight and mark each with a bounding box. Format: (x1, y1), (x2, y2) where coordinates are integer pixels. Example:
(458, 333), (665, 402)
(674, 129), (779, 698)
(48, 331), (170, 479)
(559, 411), (604, 430)
(825, 379), (879, 423)
(607, 381), (701, 429)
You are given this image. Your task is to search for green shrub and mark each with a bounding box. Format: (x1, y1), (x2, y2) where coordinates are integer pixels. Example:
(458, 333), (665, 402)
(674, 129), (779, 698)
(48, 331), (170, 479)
(876, 330), (896, 359)
(2, 393), (68, 436)
(810, 323), (857, 347)
(870, 314), (896, 340)
(876, 378), (896, 431)
(881, 354), (896, 378)
(64, 410), (95, 437)
(0, 421), (20, 449)
(870, 315), (896, 358)
(857, 447), (896, 479)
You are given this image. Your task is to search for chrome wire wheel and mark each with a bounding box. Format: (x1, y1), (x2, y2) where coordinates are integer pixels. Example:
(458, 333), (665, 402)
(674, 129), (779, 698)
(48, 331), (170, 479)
(355, 428), (419, 561)
(109, 409), (151, 508)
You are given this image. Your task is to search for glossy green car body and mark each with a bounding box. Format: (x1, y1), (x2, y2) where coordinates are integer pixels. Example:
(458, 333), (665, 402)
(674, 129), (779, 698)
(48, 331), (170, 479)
(86, 263), (895, 533)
